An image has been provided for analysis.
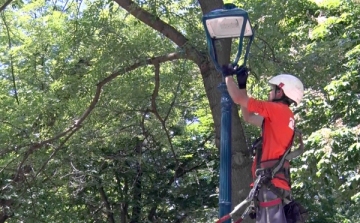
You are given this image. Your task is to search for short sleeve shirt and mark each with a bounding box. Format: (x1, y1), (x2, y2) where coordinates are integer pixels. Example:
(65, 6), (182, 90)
(247, 98), (294, 190)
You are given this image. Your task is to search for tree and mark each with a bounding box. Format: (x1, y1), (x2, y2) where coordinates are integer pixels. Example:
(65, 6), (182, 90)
(0, 0), (358, 222)
(0, 0), (248, 221)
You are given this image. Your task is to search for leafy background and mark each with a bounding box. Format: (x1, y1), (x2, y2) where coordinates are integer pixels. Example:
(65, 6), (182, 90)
(0, 0), (358, 222)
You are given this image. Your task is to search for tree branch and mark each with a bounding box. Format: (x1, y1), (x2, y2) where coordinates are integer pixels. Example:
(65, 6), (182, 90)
(113, 0), (209, 68)
(96, 52), (184, 93)
(149, 63), (179, 174)
(113, 0), (188, 47)
(34, 126), (79, 178)
(255, 36), (277, 62)
(15, 125), (77, 179)
(147, 162), (208, 221)
(99, 184), (116, 223)
(0, 0), (13, 13)
(198, 0), (223, 14)
(1, 13), (19, 104)
(15, 52), (185, 177)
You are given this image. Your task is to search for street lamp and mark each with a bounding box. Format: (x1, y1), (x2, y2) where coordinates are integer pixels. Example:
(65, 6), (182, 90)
(202, 3), (254, 222)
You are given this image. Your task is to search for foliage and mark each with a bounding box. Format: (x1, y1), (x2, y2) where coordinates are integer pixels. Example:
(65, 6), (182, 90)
(0, 0), (358, 222)
(0, 0), (218, 222)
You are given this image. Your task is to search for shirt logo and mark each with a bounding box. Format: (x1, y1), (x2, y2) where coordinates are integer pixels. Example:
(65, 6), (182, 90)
(289, 117), (295, 130)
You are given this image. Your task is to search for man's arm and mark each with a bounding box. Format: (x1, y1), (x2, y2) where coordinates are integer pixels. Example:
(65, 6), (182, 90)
(225, 76), (248, 107)
(225, 76), (263, 127)
(240, 105), (263, 127)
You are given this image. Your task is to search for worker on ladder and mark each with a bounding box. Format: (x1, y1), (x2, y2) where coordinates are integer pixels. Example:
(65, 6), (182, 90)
(222, 64), (307, 223)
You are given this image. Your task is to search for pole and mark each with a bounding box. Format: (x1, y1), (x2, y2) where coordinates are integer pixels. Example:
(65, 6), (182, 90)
(218, 82), (232, 223)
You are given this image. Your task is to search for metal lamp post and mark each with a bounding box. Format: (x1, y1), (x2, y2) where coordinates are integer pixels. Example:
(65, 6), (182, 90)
(202, 3), (254, 222)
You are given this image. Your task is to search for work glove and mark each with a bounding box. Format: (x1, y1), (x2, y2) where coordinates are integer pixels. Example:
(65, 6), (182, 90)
(235, 65), (249, 89)
(221, 64), (236, 78)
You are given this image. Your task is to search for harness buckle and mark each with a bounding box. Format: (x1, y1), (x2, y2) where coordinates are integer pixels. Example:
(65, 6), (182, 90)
(255, 168), (273, 178)
(255, 168), (264, 177)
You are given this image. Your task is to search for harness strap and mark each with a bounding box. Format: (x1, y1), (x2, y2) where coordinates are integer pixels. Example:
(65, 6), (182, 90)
(254, 125), (304, 184)
(261, 160), (291, 183)
(255, 121), (265, 170)
(259, 198), (282, 207)
(264, 180), (292, 204)
(251, 129), (304, 164)
(256, 121), (296, 172)
(285, 129), (304, 160)
(266, 129), (296, 178)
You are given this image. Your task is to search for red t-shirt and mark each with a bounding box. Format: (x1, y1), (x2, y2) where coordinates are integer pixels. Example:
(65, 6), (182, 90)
(247, 98), (294, 191)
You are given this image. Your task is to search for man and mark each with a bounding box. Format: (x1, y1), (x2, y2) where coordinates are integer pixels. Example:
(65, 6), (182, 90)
(222, 64), (304, 223)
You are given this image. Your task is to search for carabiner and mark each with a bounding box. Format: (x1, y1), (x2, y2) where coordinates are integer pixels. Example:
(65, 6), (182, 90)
(255, 168), (265, 177)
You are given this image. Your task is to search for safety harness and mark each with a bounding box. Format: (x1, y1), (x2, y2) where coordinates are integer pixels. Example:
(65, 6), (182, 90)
(250, 121), (304, 206)
(215, 122), (304, 223)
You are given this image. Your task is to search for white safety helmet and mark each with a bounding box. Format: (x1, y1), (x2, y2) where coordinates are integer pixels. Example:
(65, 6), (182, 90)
(268, 74), (304, 105)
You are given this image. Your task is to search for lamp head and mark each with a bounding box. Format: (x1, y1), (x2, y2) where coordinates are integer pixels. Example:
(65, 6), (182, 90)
(203, 4), (253, 39)
(202, 4), (254, 71)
